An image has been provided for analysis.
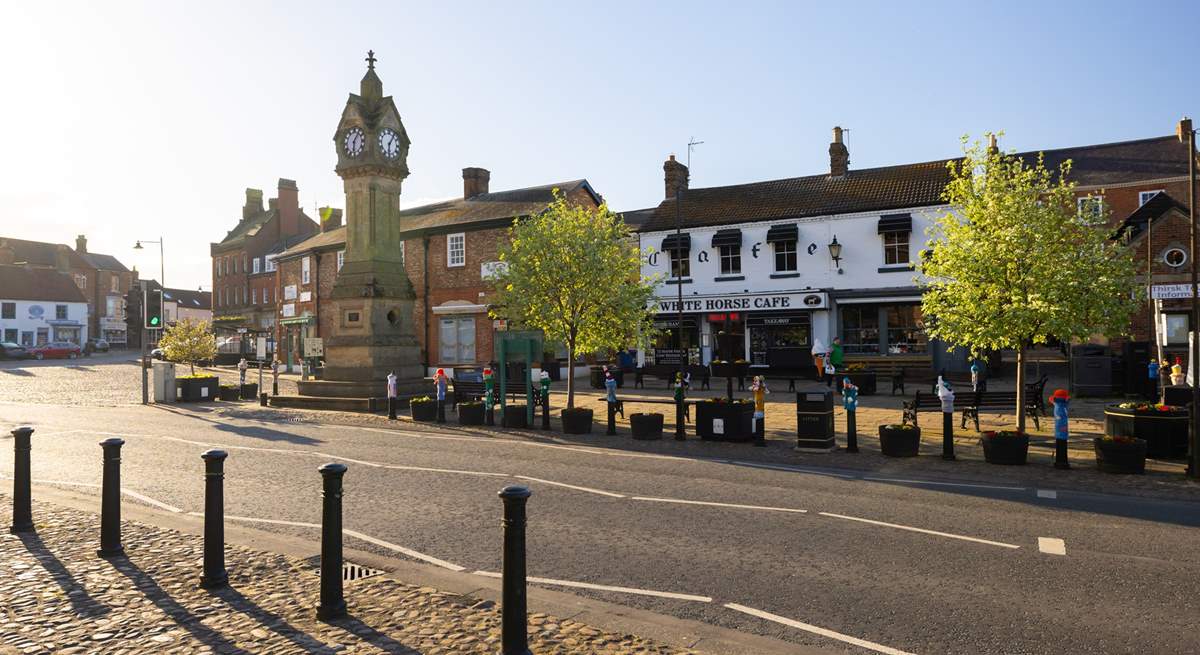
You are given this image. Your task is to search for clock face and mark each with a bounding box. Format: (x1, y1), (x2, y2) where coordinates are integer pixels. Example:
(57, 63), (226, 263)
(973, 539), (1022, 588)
(343, 127), (365, 157)
(378, 128), (401, 160)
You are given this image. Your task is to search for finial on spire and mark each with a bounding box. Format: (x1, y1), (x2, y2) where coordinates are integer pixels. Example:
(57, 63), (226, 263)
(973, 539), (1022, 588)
(365, 50), (377, 71)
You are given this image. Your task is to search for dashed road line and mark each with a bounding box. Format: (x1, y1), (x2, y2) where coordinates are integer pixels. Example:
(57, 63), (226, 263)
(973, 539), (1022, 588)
(726, 460), (856, 479)
(631, 496), (807, 514)
(725, 603), (916, 655)
(472, 571), (712, 602)
(1038, 537), (1067, 556)
(1037, 489), (1058, 499)
(818, 511), (1020, 549)
(513, 475), (625, 498)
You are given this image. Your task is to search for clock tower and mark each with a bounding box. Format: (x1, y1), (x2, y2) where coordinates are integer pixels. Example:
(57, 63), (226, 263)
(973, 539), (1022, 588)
(299, 52), (426, 398)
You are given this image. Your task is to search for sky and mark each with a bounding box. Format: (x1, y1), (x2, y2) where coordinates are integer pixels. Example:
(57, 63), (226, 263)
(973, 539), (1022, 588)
(4, 1), (1199, 290)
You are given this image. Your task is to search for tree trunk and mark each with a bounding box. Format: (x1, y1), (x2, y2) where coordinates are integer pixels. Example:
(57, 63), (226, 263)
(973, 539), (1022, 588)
(565, 343), (576, 410)
(1015, 343), (1026, 433)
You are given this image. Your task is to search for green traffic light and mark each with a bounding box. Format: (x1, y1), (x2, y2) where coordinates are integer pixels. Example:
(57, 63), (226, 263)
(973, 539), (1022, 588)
(150, 317), (160, 326)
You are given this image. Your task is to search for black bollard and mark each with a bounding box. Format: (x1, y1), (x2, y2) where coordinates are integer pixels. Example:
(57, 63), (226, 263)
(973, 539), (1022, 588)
(1054, 439), (1070, 470)
(754, 414), (766, 447)
(499, 485), (532, 655)
(675, 397), (686, 441)
(260, 392), (268, 407)
(541, 390), (550, 430)
(486, 399), (495, 426)
(316, 463), (347, 620)
(199, 449), (228, 588)
(607, 401), (617, 435)
(942, 411), (956, 461)
(387, 396), (397, 420)
(10, 426), (33, 533)
(846, 410), (859, 453)
(97, 438), (125, 557)
(437, 398), (446, 423)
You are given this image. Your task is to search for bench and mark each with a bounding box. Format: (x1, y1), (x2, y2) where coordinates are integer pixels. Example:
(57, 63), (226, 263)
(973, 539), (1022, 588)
(902, 389), (1041, 430)
(634, 364), (710, 391)
(450, 379), (542, 411)
(891, 368), (981, 396)
(603, 397), (693, 420)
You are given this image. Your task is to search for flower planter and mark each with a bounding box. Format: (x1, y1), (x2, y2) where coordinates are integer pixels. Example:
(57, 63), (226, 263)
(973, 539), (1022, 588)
(1094, 437), (1147, 474)
(1104, 404), (1189, 458)
(879, 425), (920, 457)
(175, 376), (219, 402)
(458, 402), (485, 426)
(410, 400), (438, 422)
(981, 431), (1029, 465)
(239, 383), (258, 400)
(630, 413), (664, 440)
(695, 401), (755, 442)
(502, 405), (529, 429)
(561, 408), (594, 434)
(218, 385), (241, 401)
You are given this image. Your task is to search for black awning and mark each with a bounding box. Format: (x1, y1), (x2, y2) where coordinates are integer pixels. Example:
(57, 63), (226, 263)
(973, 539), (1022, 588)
(765, 224), (798, 243)
(661, 233), (691, 251)
(711, 229), (742, 248)
(878, 214), (913, 234)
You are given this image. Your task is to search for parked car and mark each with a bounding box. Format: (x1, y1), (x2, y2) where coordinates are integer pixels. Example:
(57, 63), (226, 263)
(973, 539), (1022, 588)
(151, 348), (166, 360)
(84, 338), (110, 354)
(0, 342), (31, 360)
(29, 341), (83, 360)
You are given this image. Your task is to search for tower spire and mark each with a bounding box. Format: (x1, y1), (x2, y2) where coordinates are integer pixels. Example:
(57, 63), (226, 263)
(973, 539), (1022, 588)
(365, 50), (376, 71)
(360, 50), (382, 98)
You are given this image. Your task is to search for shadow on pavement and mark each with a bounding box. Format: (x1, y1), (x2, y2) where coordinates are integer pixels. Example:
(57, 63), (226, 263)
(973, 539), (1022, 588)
(16, 530), (110, 618)
(0, 368), (33, 376)
(210, 585), (354, 653)
(149, 404), (323, 445)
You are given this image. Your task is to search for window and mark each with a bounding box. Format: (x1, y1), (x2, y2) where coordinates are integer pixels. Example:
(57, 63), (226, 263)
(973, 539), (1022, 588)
(719, 245), (741, 275)
(252, 288), (258, 304)
(886, 305), (927, 354)
(1, 302), (14, 319)
(337, 250), (345, 272)
(883, 232), (910, 265)
(302, 256), (311, 284)
(252, 257), (261, 274)
(773, 240), (797, 272)
(74, 274), (86, 290)
(243, 285), (248, 304)
(216, 259), (222, 277)
(106, 296), (121, 318)
(3, 329), (15, 343)
(399, 241), (405, 264)
(1164, 247), (1188, 268)
(669, 248), (690, 278)
(447, 233), (466, 267)
(1077, 196), (1104, 222)
(1139, 190), (1164, 206)
(265, 257), (277, 273)
(439, 317), (476, 363)
(55, 305), (67, 320)
(243, 254), (248, 274)
(110, 276), (120, 293)
(1165, 313), (1190, 344)
(840, 305), (880, 354)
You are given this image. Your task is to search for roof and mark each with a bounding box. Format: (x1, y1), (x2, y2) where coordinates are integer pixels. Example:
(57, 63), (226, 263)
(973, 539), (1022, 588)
(0, 265), (89, 303)
(1114, 191), (1190, 240)
(618, 208), (657, 230)
(79, 252), (129, 272)
(278, 226), (347, 258)
(0, 237), (90, 269)
(636, 159), (956, 232)
(140, 280), (212, 310)
(1021, 135), (1193, 188)
(213, 206), (317, 250)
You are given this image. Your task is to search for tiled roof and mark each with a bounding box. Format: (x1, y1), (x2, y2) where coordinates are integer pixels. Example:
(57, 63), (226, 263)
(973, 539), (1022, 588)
(141, 280), (212, 310)
(0, 237), (90, 269)
(0, 265), (88, 303)
(397, 179), (598, 232)
(278, 227), (346, 259)
(80, 252), (129, 272)
(636, 160), (956, 232)
(1114, 191), (1190, 240)
(1024, 135), (1193, 187)
(214, 208), (317, 249)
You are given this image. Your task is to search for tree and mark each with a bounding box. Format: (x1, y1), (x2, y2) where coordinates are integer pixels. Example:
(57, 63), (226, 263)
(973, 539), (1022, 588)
(491, 191), (660, 409)
(158, 318), (218, 376)
(921, 135), (1140, 431)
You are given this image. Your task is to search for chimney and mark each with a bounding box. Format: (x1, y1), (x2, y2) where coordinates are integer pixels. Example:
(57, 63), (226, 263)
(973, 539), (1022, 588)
(75, 234), (87, 254)
(987, 133), (999, 156)
(243, 188), (264, 219)
(320, 207), (343, 232)
(0, 240), (13, 266)
(462, 167), (490, 198)
(664, 154), (689, 199)
(276, 178), (300, 239)
(829, 126), (849, 177)
(54, 245), (70, 272)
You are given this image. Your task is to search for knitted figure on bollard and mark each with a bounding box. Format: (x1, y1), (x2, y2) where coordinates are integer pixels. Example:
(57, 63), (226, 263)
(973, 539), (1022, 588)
(386, 371), (398, 420)
(1050, 388), (1070, 469)
(937, 375), (956, 460)
(483, 367), (495, 426)
(1148, 358), (1161, 401)
(605, 369), (619, 435)
(271, 358), (281, 396)
(238, 358), (248, 387)
(673, 372), (687, 441)
(842, 377), (859, 453)
(970, 359), (982, 391)
(1171, 356), (1186, 386)
(434, 368), (448, 423)
(751, 375), (770, 447)
(539, 370), (551, 430)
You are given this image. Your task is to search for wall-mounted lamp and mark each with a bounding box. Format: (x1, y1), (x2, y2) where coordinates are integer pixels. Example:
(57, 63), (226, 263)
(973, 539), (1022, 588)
(828, 235), (843, 267)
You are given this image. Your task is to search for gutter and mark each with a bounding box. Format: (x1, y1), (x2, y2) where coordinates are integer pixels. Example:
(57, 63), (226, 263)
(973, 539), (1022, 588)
(422, 235), (430, 371)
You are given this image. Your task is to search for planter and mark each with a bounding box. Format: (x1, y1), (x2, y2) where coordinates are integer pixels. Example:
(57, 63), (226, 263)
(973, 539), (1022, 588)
(561, 408), (594, 434)
(1094, 437), (1147, 474)
(695, 401), (755, 442)
(630, 413), (664, 440)
(709, 361), (751, 380)
(836, 370), (877, 395)
(239, 382), (258, 400)
(458, 402), (485, 426)
(502, 405), (529, 429)
(410, 400), (437, 422)
(981, 431), (1029, 465)
(879, 425), (920, 457)
(218, 385), (241, 401)
(1104, 405), (1189, 458)
(175, 376), (219, 402)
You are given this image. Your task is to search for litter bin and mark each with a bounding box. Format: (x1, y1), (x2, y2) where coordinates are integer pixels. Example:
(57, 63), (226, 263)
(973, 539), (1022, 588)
(796, 391), (834, 450)
(152, 361), (176, 403)
(1072, 344), (1111, 397)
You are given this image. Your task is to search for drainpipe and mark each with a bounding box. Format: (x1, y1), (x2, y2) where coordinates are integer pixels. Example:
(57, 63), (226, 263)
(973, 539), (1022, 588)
(423, 236), (431, 372)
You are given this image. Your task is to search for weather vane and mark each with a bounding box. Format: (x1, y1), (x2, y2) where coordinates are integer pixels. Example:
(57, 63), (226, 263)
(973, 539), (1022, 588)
(365, 50), (377, 71)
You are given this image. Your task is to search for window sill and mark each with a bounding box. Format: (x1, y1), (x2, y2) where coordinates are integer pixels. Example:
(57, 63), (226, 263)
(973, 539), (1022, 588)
(666, 278), (693, 285)
(769, 272), (800, 279)
(878, 265), (915, 273)
(713, 275), (745, 282)
(447, 264), (465, 269)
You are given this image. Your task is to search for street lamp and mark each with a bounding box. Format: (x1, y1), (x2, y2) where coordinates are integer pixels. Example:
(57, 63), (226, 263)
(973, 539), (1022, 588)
(133, 238), (165, 291)
(828, 235), (843, 267)
(1177, 117), (1198, 479)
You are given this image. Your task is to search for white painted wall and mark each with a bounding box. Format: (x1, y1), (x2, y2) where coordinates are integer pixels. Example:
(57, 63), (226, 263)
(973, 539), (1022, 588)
(0, 299), (89, 345)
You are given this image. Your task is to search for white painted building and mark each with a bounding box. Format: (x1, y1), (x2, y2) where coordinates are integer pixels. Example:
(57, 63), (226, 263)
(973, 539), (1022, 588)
(0, 265), (90, 346)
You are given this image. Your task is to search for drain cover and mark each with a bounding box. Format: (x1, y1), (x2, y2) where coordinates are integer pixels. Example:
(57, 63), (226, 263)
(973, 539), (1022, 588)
(310, 559), (385, 583)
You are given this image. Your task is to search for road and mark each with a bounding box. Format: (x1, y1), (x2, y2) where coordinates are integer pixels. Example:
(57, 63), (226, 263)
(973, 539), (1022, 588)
(1, 401), (1197, 655)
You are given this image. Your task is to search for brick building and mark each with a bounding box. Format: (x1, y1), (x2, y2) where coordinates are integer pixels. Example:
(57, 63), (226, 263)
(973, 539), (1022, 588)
(209, 179), (318, 357)
(273, 169), (600, 373)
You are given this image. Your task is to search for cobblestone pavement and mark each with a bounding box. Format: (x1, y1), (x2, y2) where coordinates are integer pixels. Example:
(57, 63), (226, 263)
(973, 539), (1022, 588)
(0, 500), (697, 655)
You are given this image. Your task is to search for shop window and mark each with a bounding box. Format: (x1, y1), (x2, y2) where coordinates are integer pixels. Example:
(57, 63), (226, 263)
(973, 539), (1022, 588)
(886, 305), (927, 354)
(3, 329), (16, 343)
(55, 305), (68, 320)
(669, 248), (690, 278)
(773, 240), (797, 272)
(883, 232), (910, 265)
(448, 233), (466, 267)
(719, 245), (741, 275)
(439, 316), (476, 364)
(841, 305), (880, 354)
(1164, 313), (1190, 344)
(302, 257), (311, 284)
(1, 302), (14, 319)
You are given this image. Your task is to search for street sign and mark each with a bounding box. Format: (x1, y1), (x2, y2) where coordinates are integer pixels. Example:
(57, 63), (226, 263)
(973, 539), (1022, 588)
(1152, 284), (1199, 299)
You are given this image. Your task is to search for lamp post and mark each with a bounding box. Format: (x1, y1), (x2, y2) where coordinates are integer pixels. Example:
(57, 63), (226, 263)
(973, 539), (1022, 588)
(133, 237), (166, 342)
(828, 235), (843, 268)
(1178, 117), (1198, 479)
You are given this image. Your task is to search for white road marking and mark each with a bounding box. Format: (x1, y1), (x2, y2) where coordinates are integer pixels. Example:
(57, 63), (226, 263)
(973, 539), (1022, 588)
(222, 514), (320, 528)
(1037, 489), (1057, 499)
(343, 529), (465, 571)
(382, 464), (508, 478)
(1, 475), (182, 513)
(724, 603), (916, 655)
(1038, 537), (1067, 556)
(357, 426), (681, 461)
(864, 477), (1026, 491)
(513, 475), (625, 498)
(727, 460), (856, 479)
(818, 511), (1020, 549)
(631, 496), (807, 514)
(473, 571), (712, 602)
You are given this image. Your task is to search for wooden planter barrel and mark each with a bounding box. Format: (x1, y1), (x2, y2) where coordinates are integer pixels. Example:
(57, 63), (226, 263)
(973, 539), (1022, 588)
(630, 413), (664, 440)
(879, 425), (920, 457)
(1094, 437), (1147, 474)
(1104, 405), (1188, 458)
(410, 401), (438, 422)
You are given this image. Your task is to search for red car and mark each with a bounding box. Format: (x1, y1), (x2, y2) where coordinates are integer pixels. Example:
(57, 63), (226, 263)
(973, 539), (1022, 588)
(29, 341), (82, 360)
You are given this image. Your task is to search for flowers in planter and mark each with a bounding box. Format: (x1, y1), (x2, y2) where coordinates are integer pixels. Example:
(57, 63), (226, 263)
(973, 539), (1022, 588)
(882, 423), (917, 431)
(843, 362), (867, 372)
(1116, 401), (1184, 412)
(700, 397), (751, 404)
(411, 396), (433, 404)
(982, 430), (1026, 438)
(177, 373), (217, 380)
(1100, 434), (1139, 445)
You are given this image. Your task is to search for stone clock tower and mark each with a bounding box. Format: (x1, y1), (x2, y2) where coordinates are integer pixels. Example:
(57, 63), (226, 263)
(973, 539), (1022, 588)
(299, 52), (426, 399)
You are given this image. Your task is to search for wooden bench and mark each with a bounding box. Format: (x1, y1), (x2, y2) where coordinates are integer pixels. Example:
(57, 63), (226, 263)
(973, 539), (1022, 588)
(891, 368), (981, 396)
(634, 364), (710, 390)
(604, 397), (692, 420)
(450, 379), (542, 411)
(902, 389), (1040, 430)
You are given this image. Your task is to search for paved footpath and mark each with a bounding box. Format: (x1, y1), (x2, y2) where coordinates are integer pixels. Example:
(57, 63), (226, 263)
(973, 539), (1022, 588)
(0, 499), (698, 655)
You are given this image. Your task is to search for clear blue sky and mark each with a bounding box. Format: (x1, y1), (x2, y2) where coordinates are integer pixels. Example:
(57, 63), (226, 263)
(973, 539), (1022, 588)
(4, 0), (1198, 289)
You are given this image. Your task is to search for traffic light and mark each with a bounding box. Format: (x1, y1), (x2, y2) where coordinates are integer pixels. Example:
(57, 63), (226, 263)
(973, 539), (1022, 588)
(144, 288), (163, 329)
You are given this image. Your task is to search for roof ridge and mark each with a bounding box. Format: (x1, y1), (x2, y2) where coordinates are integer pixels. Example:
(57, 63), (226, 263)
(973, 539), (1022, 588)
(1014, 134), (1177, 157)
(669, 159), (956, 196)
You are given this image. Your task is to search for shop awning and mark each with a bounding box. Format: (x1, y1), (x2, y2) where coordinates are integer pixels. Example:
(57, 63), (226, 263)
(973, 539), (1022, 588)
(878, 213), (913, 234)
(765, 224), (798, 243)
(710, 229), (742, 248)
(661, 233), (690, 251)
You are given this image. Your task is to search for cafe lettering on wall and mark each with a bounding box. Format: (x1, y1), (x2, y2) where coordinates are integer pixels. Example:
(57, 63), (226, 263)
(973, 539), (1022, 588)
(656, 292), (827, 313)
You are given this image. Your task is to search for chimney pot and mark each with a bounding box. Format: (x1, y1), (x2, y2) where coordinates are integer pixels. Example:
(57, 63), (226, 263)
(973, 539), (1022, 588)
(829, 126), (849, 177)
(987, 134), (999, 155)
(320, 207), (343, 232)
(75, 234), (87, 254)
(664, 154), (690, 199)
(0, 240), (14, 266)
(463, 167), (491, 198)
(243, 188), (264, 219)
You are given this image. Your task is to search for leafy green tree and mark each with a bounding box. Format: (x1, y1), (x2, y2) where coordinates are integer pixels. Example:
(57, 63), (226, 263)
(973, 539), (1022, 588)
(491, 191), (660, 409)
(158, 318), (218, 376)
(921, 135), (1140, 431)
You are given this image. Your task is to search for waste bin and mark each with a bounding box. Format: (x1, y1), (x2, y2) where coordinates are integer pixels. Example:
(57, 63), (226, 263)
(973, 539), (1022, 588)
(152, 361), (176, 403)
(1072, 344), (1111, 397)
(796, 391), (834, 450)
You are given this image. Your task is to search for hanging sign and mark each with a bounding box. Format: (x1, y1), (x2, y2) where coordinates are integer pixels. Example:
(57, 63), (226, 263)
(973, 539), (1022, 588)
(1152, 284), (1199, 299)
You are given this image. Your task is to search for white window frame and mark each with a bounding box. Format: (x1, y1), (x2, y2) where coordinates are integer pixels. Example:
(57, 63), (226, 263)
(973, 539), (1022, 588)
(447, 233), (466, 267)
(264, 256), (277, 273)
(773, 240), (798, 272)
(1139, 190), (1164, 206)
(1077, 196), (1104, 222)
(302, 256), (311, 285)
(882, 231), (911, 265)
(252, 288), (258, 305)
(439, 316), (476, 364)
(337, 250), (345, 272)
(252, 257), (261, 274)
(216, 259), (222, 277)
(718, 245), (740, 275)
(399, 241), (405, 264)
